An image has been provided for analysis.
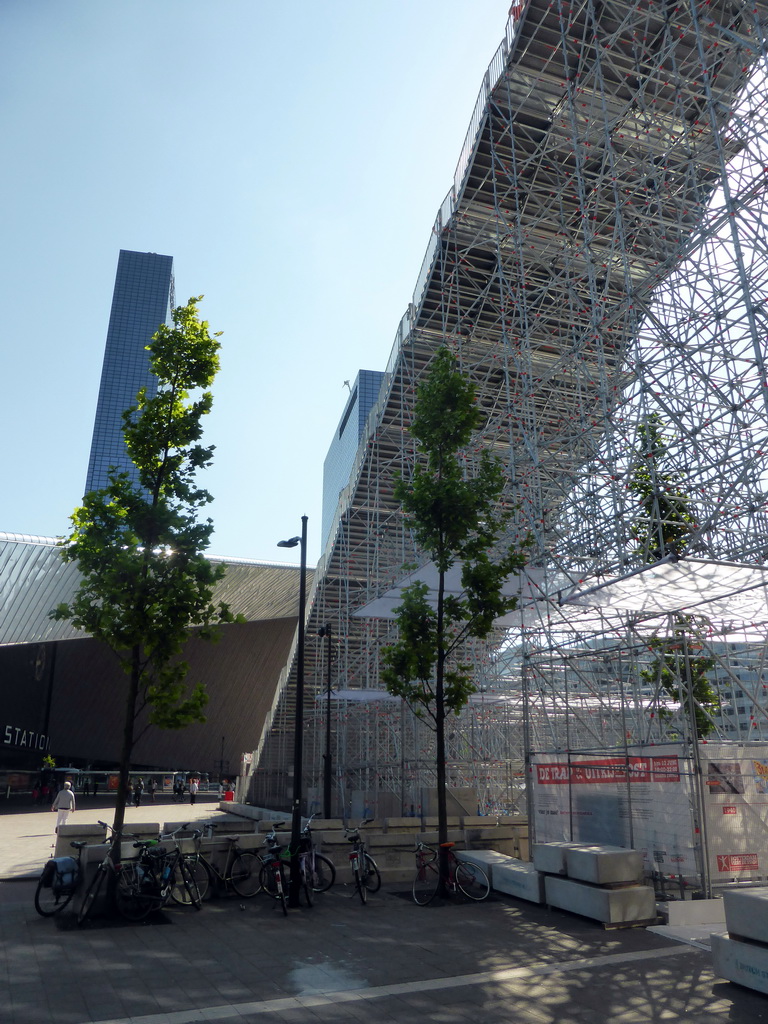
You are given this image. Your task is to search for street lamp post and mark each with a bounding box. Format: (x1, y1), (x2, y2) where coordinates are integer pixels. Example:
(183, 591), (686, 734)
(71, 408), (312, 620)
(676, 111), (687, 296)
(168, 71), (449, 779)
(318, 624), (333, 818)
(277, 515), (308, 909)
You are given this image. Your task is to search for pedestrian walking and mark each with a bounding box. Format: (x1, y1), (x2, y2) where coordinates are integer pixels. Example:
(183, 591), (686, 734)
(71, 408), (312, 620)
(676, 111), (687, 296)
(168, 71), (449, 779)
(189, 778), (199, 805)
(51, 781), (76, 833)
(148, 778), (157, 803)
(92, 779), (98, 798)
(133, 778), (144, 807)
(82, 778), (90, 797)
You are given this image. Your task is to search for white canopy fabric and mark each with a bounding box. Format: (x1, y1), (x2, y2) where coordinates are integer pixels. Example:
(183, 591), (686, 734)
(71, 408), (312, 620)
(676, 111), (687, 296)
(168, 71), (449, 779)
(563, 557), (768, 626)
(353, 554), (768, 641)
(315, 687), (521, 706)
(353, 562), (554, 621)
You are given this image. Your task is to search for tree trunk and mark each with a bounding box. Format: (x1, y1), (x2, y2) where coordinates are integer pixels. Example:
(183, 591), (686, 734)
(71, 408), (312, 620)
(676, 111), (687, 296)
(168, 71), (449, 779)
(435, 569), (450, 897)
(111, 646), (140, 862)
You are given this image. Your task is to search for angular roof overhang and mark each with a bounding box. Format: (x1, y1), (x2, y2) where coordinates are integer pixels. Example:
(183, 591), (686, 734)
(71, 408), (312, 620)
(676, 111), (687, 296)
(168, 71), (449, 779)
(0, 533), (307, 646)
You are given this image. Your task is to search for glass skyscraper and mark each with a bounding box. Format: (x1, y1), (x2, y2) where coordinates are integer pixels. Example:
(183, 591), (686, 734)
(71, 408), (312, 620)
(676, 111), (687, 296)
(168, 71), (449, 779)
(84, 250), (174, 494)
(321, 369), (385, 551)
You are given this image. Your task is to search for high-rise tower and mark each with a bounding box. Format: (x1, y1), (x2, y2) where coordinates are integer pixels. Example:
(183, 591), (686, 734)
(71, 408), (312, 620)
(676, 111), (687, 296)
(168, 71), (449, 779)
(321, 370), (385, 552)
(84, 250), (174, 494)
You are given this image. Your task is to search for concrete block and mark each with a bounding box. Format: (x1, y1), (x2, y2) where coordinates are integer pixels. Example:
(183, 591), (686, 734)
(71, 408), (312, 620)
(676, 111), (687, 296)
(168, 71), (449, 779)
(125, 822), (162, 836)
(209, 815), (257, 831)
(545, 875), (656, 925)
(494, 860), (545, 903)
(384, 817), (423, 833)
(221, 802), (260, 820)
(723, 887), (768, 944)
(417, 831), (465, 847)
(665, 898), (725, 928)
(532, 842), (579, 875)
(310, 818), (346, 830)
(258, 819), (290, 833)
(711, 932), (768, 994)
(424, 817), (461, 828)
(565, 845), (643, 885)
(458, 850), (544, 903)
(54, 823), (107, 858)
(466, 826), (517, 841)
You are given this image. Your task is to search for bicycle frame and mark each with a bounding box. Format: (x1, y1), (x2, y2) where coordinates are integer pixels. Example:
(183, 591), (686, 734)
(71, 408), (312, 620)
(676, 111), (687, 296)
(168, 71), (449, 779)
(412, 841), (490, 905)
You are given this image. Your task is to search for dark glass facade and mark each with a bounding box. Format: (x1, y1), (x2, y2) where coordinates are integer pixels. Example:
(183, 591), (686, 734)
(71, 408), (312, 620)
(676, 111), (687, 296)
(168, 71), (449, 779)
(321, 369), (385, 550)
(84, 250), (174, 494)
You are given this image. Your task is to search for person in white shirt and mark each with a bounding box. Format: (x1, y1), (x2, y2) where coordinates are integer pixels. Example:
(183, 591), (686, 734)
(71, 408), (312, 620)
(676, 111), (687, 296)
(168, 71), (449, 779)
(189, 779), (199, 805)
(52, 781), (76, 833)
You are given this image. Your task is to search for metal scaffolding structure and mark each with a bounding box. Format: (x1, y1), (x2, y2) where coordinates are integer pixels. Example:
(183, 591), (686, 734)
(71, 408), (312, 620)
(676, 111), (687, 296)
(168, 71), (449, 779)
(249, 0), (768, 822)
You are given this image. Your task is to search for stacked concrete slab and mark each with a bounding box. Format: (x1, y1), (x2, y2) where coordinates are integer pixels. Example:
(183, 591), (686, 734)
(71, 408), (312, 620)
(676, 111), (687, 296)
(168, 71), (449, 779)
(534, 842), (657, 926)
(459, 848), (545, 903)
(711, 888), (768, 994)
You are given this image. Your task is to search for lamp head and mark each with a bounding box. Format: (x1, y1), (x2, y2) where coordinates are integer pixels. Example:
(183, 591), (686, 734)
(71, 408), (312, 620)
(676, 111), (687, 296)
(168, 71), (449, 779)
(277, 537), (301, 548)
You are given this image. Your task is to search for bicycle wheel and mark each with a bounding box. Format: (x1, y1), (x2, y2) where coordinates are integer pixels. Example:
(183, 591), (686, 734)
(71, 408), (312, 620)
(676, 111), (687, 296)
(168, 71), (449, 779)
(300, 857), (314, 908)
(310, 853), (336, 892)
(77, 866), (107, 925)
(362, 853), (381, 893)
(412, 860), (440, 905)
(171, 859), (202, 908)
(182, 856), (212, 901)
(259, 861), (288, 915)
(115, 863), (156, 921)
(455, 860), (490, 901)
(230, 851), (263, 897)
(353, 862), (367, 905)
(35, 877), (75, 917)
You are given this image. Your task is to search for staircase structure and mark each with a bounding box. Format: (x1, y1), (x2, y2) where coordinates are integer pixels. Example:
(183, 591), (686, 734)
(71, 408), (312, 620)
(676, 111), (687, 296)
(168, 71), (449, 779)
(249, 0), (768, 823)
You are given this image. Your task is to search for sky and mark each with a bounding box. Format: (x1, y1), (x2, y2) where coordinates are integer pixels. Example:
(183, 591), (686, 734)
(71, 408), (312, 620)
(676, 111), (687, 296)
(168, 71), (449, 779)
(1, 0), (510, 566)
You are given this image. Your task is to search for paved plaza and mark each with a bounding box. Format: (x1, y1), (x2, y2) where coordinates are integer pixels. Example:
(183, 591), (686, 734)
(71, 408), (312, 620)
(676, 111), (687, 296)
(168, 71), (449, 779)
(0, 801), (766, 1024)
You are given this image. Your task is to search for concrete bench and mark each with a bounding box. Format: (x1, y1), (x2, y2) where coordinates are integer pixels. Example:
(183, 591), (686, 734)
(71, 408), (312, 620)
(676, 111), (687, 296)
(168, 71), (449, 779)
(532, 841), (581, 875)
(54, 822), (108, 858)
(711, 932), (768, 995)
(565, 845), (643, 886)
(545, 875), (656, 925)
(384, 817), (422, 833)
(458, 849), (545, 903)
(721, 886), (768, 944)
(424, 816), (461, 829)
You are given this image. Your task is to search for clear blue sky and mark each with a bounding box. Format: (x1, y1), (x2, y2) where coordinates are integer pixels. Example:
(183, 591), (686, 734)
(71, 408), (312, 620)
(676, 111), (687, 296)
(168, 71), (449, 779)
(1, 1), (508, 565)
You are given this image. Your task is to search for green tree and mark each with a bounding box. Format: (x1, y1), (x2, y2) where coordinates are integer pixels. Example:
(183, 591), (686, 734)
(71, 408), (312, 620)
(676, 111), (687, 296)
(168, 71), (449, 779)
(381, 347), (530, 891)
(629, 413), (719, 736)
(53, 296), (237, 850)
(641, 623), (719, 739)
(628, 413), (697, 562)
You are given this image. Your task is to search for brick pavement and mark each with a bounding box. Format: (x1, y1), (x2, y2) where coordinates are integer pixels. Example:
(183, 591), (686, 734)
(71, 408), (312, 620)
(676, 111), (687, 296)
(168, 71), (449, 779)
(1, 806), (766, 1024)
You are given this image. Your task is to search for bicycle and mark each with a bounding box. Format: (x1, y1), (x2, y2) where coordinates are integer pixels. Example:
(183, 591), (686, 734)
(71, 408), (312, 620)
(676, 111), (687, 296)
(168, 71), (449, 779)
(412, 841), (490, 905)
(155, 824), (208, 909)
(115, 836), (202, 921)
(34, 841), (88, 917)
(179, 822), (263, 900)
(77, 821), (144, 924)
(300, 813), (336, 893)
(258, 823), (291, 915)
(258, 822), (314, 913)
(344, 820), (381, 905)
(77, 821), (201, 923)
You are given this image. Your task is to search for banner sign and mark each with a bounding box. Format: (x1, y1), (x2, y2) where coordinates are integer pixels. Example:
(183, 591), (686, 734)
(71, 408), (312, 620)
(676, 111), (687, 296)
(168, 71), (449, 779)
(532, 742), (768, 882)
